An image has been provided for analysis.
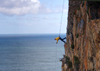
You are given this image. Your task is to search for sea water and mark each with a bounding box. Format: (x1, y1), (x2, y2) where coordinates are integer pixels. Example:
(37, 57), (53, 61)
(0, 34), (65, 71)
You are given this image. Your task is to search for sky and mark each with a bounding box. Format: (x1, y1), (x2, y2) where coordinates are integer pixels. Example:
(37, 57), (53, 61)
(0, 0), (69, 34)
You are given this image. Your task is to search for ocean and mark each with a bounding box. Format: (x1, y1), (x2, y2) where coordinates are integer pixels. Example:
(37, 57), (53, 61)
(0, 34), (66, 71)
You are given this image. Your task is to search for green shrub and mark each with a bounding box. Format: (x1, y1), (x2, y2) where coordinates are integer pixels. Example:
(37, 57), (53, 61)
(74, 56), (80, 70)
(67, 60), (72, 68)
(82, 32), (84, 35)
(65, 56), (72, 68)
(74, 56), (80, 64)
(71, 44), (74, 49)
(76, 33), (79, 38)
(78, 7), (80, 10)
(66, 56), (70, 62)
(73, 12), (75, 15)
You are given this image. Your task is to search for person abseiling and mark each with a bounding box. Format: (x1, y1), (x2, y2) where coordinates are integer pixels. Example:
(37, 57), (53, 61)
(54, 36), (66, 44)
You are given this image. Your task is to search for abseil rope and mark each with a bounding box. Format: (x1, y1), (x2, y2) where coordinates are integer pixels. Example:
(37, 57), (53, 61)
(59, 0), (65, 36)
(55, 0), (65, 70)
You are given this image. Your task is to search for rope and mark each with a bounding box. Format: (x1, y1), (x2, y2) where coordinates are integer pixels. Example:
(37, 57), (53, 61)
(55, 0), (65, 70)
(59, 0), (65, 36)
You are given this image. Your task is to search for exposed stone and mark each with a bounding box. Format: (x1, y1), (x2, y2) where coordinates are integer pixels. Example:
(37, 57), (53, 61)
(80, 19), (84, 28)
(62, 1), (100, 71)
(67, 1), (82, 36)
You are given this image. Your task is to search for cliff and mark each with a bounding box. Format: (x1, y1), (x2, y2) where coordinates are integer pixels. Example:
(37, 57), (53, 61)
(61, 1), (100, 71)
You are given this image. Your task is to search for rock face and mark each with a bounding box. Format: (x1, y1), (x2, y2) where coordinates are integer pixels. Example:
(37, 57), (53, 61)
(62, 1), (100, 71)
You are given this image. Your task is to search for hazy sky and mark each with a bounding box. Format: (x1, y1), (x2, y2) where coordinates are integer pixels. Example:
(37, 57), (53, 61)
(0, 0), (68, 34)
